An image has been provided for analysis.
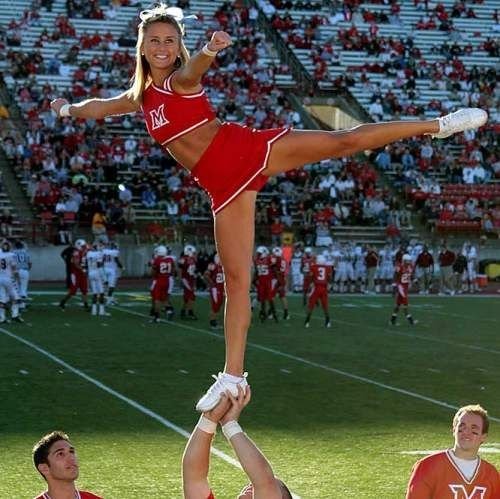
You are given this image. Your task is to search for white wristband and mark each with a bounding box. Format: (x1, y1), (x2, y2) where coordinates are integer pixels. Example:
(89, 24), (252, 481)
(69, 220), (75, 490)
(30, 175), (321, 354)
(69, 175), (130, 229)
(196, 415), (217, 434)
(222, 420), (243, 440)
(59, 104), (71, 117)
(202, 43), (218, 57)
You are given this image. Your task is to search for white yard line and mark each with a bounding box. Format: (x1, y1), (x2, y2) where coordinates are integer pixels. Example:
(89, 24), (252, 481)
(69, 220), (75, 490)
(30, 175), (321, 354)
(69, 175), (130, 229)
(111, 306), (500, 424)
(0, 326), (302, 498)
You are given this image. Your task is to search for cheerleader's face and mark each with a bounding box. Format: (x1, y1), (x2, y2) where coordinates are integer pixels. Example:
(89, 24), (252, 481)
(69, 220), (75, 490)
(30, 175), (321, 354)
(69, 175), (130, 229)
(142, 22), (180, 70)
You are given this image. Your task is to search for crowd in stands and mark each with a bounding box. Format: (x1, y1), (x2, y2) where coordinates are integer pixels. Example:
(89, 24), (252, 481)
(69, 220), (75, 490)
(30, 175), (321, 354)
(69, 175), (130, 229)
(0, 0), (498, 245)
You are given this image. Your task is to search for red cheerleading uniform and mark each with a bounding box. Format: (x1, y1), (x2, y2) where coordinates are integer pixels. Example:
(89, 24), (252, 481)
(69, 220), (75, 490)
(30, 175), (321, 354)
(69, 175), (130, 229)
(35, 492), (102, 499)
(141, 72), (291, 215)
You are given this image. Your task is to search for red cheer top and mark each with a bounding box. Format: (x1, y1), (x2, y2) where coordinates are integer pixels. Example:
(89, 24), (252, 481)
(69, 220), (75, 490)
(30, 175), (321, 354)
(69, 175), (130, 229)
(141, 71), (216, 147)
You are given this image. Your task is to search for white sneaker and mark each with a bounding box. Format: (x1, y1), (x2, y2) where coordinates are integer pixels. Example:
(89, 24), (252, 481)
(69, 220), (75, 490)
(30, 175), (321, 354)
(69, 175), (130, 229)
(432, 108), (487, 139)
(196, 372), (248, 412)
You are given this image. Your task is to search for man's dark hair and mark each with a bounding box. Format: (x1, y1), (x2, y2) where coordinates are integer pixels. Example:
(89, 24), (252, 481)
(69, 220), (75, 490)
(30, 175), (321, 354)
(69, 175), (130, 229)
(32, 431), (70, 479)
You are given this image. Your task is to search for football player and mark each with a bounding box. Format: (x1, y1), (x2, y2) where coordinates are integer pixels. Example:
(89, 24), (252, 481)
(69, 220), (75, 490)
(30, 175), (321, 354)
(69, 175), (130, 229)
(390, 254), (418, 326)
(59, 239), (89, 311)
(304, 254), (332, 328)
(204, 253), (225, 329)
(179, 244), (197, 319)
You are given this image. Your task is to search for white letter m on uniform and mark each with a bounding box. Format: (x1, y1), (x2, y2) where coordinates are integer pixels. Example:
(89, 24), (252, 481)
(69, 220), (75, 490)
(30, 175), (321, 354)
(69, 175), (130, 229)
(150, 104), (169, 130)
(449, 485), (487, 499)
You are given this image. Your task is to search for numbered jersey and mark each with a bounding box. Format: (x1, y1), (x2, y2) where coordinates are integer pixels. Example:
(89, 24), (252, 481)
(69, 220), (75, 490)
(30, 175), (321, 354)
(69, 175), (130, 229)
(395, 262), (414, 286)
(70, 249), (87, 274)
(206, 262), (224, 288)
(0, 251), (16, 279)
(178, 255), (197, 280)
(406, 450), (500, 499)
(103, 248), (120, 270)
(153, 255), (176, 280)
(13, 248), (31, 271)
(271, 255), (287, 282)
(311, 263), (332, 287)
(254, 255), (272, 279)
(86, 250), (103, 273)
(301, 255), (315, 275)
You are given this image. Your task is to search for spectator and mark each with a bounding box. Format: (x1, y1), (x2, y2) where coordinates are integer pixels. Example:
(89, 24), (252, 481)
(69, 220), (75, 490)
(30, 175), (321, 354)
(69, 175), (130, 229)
(0, 208), (13, 237)
(141, 184), (157, 208)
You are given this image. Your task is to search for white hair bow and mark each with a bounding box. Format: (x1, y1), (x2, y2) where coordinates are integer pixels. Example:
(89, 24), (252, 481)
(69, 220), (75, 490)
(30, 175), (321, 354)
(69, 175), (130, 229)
(139, 4), (197, 24)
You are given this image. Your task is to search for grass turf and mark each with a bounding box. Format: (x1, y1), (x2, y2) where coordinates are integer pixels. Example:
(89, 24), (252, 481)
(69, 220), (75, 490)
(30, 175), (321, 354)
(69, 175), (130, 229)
(1, 292), (499, 498)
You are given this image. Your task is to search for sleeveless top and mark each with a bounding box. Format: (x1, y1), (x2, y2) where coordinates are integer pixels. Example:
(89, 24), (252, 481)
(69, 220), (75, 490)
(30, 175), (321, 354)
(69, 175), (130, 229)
(141, 71), (216, 146)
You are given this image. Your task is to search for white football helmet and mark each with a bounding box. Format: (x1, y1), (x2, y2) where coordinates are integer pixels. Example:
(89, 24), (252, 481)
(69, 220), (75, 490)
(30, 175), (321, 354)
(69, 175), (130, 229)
(304, 247), (312, 255)
(272, 247), (282, 257)
(184, 244), (196, 257)
(214, 253), (220, 265)
(256, 246), (268, 256)
(402, 253), (412, 262)
(75, 239), (86, 250)
(316, 254), (326, 265)
(156, 245), (167, 256)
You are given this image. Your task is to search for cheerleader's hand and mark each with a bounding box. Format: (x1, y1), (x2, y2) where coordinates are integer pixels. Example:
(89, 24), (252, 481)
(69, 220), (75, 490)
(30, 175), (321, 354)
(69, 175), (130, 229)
(50, 98), (69, 116)
(208, 31), (232, 52)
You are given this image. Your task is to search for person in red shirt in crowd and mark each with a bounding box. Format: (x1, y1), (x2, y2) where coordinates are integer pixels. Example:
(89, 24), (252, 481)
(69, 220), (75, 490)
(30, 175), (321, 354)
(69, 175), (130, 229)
(304, 254), (332, 328)
(204, 253), (225, 329)
(178, 244), (198, 320)
(59, 239), (89, 311)
(253, 246), (278, 323)
(390, 254), (418, 326)
(270, 246), (289, 320)
(183, 386), (292, 499)
(415, 244), (435, 294)
(406, 404), (500, 499)
(150, 244), (176, 323)
(438, 242), (456, 295)
(33, 431), (102, 499)
(50, 3), (487, 412)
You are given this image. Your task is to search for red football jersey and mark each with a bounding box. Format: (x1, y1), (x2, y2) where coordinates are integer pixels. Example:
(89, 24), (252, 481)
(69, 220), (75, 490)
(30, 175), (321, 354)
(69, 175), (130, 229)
(152, 255), (175, 280)
(70, 248), (86, 274)
(141, 72), (216, 147)
(311, 263), (332, 286)
(271, 255), (287, 283)
(178, 255), (197, 280)
(406, 450), (500, 498)
(207, 262), (224, 286)
(301, 254), (315, 275)
(395, 262), (414, 287)
(254, 255), (272, 281)
(35, 491), (102, 499)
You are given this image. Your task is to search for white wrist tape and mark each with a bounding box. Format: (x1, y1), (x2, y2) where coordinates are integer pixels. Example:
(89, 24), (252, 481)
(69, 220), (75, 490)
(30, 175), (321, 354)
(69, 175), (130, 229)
(222, 420), (243, 440)
(202, 43), (218, 57)
(59, 104), (71, 117)
(196, 415), (217, 434)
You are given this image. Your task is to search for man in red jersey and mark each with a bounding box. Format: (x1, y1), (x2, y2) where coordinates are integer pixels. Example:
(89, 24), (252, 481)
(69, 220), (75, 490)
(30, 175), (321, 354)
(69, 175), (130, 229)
(270, 246), (289, 320)
(150, 244), (176, 323)
(301, 246), (315, 306)
(304, 254), (332, 328)
(390, 253), (418, 326)
(253, 246), (278, 322)
(204, 253), (225, 329)
(59, 239), (89, 311)
(183, 385), (292, 499)
(178, 244), (198, 320)
(33, 431), (102, 499)
(406, 404), (500, 498)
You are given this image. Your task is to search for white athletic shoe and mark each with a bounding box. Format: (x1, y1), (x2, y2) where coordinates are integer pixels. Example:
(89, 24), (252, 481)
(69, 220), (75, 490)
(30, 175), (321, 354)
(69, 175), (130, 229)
(431, 108), (487, 139)
(196, 372), (248, 412)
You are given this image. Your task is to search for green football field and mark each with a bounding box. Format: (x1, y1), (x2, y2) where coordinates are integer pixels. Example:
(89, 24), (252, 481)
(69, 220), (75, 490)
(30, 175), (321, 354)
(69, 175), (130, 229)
(1, 291), (499, 498)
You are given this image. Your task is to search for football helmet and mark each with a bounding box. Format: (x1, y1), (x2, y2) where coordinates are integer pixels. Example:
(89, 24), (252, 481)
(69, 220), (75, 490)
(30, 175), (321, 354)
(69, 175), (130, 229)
(304, 247), (312, 255)
(272, 247), (282, 257)
(214, 253), (220, 265)
(402, 253), (412, 262)
(156, 245), (167, 256)
(75, 239), (86, 250)
(184, 244), (196, 257)
(1, 239), (11, 252)
(256, 246), (269, 256)
(316, 254), (326, 265)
